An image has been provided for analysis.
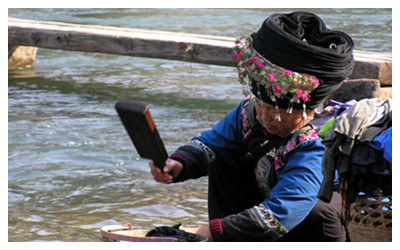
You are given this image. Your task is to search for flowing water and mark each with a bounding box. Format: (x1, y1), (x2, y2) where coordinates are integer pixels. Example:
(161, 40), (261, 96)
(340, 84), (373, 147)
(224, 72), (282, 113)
(8, 8), (392, 242)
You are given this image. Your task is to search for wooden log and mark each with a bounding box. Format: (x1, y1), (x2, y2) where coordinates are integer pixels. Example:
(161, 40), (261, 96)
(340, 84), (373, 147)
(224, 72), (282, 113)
(8, 17), (235, 67)
(8, 17), (392, 85)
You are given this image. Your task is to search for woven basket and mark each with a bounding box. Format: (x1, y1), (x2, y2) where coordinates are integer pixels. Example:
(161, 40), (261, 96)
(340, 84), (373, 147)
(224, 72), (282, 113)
(348, 189), (392, 242)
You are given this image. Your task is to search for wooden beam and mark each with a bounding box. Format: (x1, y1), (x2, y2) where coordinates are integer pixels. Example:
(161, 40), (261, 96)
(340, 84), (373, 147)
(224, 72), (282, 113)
(8, 17), (235, 67)
(8, 17), (392, 85)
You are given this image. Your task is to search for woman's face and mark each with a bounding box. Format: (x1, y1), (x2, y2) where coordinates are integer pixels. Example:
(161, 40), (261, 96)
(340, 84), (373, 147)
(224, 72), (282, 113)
(254, 97), (308, 137)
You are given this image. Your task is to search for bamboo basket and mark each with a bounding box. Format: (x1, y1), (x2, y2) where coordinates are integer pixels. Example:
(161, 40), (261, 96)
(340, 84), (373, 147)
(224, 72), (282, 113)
(348, 189), (392, 242)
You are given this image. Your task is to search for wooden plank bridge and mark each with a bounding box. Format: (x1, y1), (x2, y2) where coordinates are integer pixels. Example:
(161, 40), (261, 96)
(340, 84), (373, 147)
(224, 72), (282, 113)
(8, 17), (392, 86)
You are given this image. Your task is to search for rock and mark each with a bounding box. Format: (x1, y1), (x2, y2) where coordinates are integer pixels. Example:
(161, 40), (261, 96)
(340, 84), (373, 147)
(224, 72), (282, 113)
(351, 51), (392, 86)
(8, 45), (37, 69)
(378, 87), (392, 100)
(324, 79), (384, 106)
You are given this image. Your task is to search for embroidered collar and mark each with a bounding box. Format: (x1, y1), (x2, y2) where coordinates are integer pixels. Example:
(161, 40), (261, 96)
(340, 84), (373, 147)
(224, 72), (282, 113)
(274, 125), (319, 169)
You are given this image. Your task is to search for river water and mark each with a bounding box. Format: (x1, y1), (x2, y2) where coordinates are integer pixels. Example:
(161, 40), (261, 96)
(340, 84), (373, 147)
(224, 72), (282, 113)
(8, 8), (392, 242)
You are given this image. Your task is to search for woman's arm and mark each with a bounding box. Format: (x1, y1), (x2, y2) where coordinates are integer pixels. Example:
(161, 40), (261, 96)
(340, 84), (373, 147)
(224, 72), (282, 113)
(169, 100), (247, 182)
(207, 140), (324, 241)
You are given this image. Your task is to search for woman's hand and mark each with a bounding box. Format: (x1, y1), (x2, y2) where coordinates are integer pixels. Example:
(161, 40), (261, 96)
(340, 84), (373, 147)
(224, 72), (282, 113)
(149, 158), (183, 183)
(180, 226), (214, 242)
(194, 226), (213, 242)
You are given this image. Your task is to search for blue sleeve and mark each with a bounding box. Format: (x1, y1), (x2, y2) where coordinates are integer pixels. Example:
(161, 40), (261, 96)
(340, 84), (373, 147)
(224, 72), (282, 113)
(193, 100), (246, 161)
(262, 139), (324, 231)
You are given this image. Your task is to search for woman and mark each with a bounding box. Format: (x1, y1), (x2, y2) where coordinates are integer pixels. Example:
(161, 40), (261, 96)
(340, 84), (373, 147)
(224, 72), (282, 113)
(149, 11), (354, 241)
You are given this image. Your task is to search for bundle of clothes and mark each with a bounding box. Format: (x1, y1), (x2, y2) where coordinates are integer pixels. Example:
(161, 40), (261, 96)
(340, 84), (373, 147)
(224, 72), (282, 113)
(314, 98), (392, 224)
(145, 223), (206, 242)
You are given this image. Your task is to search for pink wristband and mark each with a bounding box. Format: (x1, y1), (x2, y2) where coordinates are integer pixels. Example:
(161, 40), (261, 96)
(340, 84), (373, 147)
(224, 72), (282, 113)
(209, 219), (224, 241)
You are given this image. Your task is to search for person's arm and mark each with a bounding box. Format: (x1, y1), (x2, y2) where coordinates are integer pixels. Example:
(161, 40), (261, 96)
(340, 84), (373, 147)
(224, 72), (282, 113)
(149, 158), (183, 183)
(179, 226), (214, 242)
(207, 140), (324, 241)
(169, 100), (246, 182)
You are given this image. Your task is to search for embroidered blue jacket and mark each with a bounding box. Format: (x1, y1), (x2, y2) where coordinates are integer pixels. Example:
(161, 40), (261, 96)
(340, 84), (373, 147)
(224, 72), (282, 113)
(170, 98), (325, 241)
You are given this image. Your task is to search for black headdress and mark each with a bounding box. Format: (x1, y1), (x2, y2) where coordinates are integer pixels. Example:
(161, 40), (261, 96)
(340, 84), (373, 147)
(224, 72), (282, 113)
(233, 11), (354, 115)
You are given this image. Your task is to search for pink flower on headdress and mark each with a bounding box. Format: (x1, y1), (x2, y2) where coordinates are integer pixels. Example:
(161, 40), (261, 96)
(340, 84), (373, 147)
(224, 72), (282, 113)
(302, 91), (310, 102)
(255, 62), (263, 69)
(309, 79), (319, 86)
(275, 85), (281, 92)
(233, 52), (243, 60)
(267, 73), (274, 83)
(296, 89), (302, 99)
(244, 59), (252, 67)
(244, 56), (260, 67)
(283, 70), (293, 76)
(238, 72), (244, 77)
